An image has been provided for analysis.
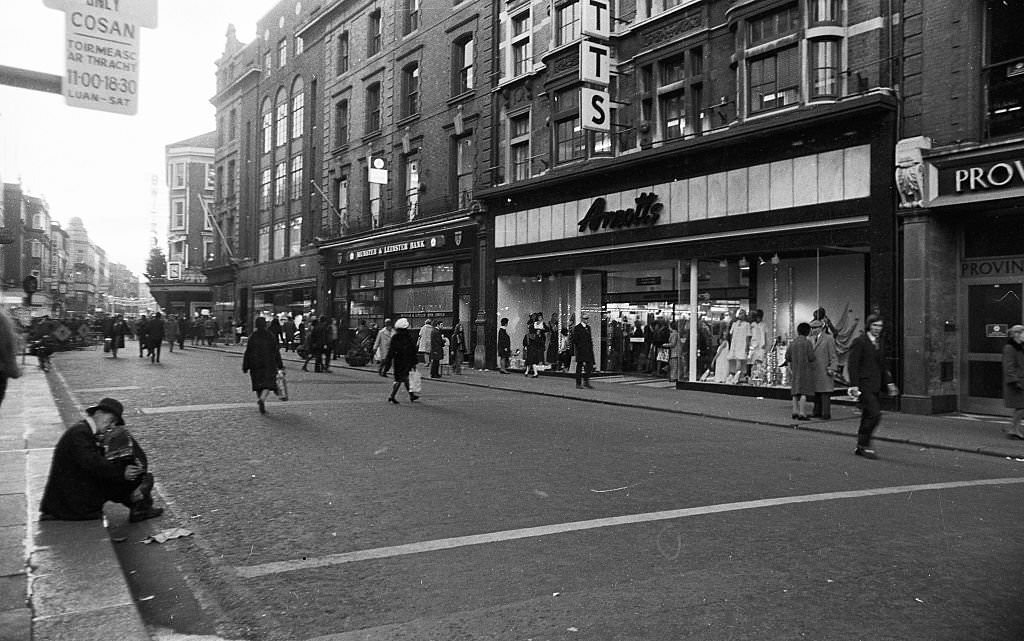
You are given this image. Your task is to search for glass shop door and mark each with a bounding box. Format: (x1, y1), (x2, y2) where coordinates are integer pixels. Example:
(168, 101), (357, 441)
(963, 281), (1023, 415)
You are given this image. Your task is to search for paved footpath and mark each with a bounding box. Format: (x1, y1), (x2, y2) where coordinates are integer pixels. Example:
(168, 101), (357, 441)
(2, 344), (1023, 640)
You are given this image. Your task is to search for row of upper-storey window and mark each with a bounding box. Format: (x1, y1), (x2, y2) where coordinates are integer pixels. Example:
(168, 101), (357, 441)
(168, 162), (215, 190)
(494, 1), (867, 184)
(260, 78), (306, 155)
(331, 37), (475, 149)
(334, 30), (474, 96)
(498, 0), (843, 81)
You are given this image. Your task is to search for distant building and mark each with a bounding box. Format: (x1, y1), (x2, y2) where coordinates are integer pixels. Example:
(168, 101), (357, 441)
(148, 132), (218, 318)
(208, 0), (487, 343)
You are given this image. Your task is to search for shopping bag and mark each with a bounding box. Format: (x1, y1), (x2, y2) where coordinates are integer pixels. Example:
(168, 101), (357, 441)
(103, 338), (112, 353)
(274, 369), (289, 401)
(408, 368), (422, 394)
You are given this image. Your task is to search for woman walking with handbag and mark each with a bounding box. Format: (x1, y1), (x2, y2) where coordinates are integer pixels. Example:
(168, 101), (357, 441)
(242, 317), (284, 414)
(384, 318), (420, 403)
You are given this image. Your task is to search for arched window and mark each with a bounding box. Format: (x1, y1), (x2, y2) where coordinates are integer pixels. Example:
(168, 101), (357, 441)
(291, 77), (305, 139)
(275, 87), (288, 147)
(261, 98), (273, 153)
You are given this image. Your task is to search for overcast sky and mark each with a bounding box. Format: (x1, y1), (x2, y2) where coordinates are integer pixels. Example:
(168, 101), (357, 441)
(0, 1), (280, 276)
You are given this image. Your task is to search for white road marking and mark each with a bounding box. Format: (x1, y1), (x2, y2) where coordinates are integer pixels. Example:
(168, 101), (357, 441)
(139, 399), (370, 414)
(234, 476), (1024, 579)
(74, 386), (142, 393)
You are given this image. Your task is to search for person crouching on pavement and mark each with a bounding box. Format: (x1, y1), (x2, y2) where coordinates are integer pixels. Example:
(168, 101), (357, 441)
(39, 397), (164, 523)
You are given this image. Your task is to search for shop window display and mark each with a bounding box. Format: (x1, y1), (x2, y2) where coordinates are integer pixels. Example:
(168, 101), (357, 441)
(497, 251), (864, 386)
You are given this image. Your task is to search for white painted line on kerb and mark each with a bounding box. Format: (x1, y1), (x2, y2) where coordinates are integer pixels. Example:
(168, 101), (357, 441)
(234, 476), (1024, 579)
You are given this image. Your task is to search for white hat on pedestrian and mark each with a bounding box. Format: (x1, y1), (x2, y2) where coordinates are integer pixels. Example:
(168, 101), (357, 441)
(395, 318), (410, 329)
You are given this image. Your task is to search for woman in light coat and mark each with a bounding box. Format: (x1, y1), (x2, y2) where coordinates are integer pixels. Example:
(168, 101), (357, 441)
(373, 320), (395, 377)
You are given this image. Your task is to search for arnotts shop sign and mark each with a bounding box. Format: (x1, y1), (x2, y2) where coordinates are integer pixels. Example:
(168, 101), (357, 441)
(577, 192), (663, 232)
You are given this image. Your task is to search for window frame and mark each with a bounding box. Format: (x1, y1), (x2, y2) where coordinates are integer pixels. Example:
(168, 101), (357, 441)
(274, 161), (287, 206)
(366, 82), (382, 132)
(404, 0), (421, 35)
(510, 10), (531, 78)
(508, 110), (532, 182)
(335, 99), (349, 147)
(290, 154), (304, 201)
(747, 44), (800, 114)
(337, 31), (349, 75)
(368, 10), (383, 56)
(555, 0), (581, 47)
(401, 62), (421, 118)
(453, 35), (474, 95)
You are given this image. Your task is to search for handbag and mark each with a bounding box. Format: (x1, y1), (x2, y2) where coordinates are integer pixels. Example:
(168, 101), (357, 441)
(103, 338), (112, 353)
(274, 369), (289, 401)
(656, 346), (669, 362)
(408, 368), (423, 393)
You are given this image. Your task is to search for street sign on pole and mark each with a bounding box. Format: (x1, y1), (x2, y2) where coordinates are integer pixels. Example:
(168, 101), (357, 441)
(44, 0), (159, 115)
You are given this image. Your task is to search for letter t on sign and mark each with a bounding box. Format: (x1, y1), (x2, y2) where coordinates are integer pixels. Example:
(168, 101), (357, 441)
(583, 0), (610, 39)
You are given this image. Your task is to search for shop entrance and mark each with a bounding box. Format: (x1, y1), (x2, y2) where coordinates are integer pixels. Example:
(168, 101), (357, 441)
(963, 280), (1023, 415)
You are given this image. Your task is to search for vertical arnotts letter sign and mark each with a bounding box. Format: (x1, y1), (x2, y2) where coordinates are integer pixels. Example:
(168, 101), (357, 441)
(44, 0), (159, 115)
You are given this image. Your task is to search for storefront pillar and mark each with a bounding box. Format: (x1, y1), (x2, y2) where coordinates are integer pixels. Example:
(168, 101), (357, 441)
(901, 213), (959, 413)
(574, 269), (583, 321)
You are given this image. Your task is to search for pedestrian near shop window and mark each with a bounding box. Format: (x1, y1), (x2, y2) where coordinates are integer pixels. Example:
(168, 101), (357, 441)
(846, 314), (898, 459)
(784, 322), (816, 420)
(451, 322), (466, 374)
(164, 314), (179, 353)
(498, 318), (511, 374)
(523, 323), (543, 378)
(102, 314), (130, 359)
(385, 318), (419, 403)
(0, 305), (22, 408)
(282, 316), (297, 352)
(666, 320), (682, 382)
(242, 317), (284, 414)
(810, 320), (837, 419)
(147, 312), (165, 363)
(135, 314), (149, 357)
(430, 320), (445, 378)
(573, 315), (595, 389)
(1001, 324), (1024, 440)
(177, 315), (188, 350)
(39, 397), (163, 523)
(374, 319), (395, 377)
(417, 319), (434, 365)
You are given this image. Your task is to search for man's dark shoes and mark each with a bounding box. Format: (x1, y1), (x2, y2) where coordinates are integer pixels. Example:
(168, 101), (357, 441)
(129, 505), (164, 523)
(854, 446), (878, 459)
(409, 393), (419, 402)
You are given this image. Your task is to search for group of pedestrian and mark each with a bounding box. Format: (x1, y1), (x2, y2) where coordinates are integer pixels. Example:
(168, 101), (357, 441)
(783, 319), (839, 421)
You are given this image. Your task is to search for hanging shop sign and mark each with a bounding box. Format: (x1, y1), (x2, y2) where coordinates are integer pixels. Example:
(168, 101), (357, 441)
(341, 234), (446, 264)
(577, 192), (663, 232)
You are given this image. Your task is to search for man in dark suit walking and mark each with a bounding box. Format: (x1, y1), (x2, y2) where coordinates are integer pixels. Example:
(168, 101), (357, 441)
(846, 315), (899, 459)
(39, 398), (163, 522)
(572, 314), (595, 389)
